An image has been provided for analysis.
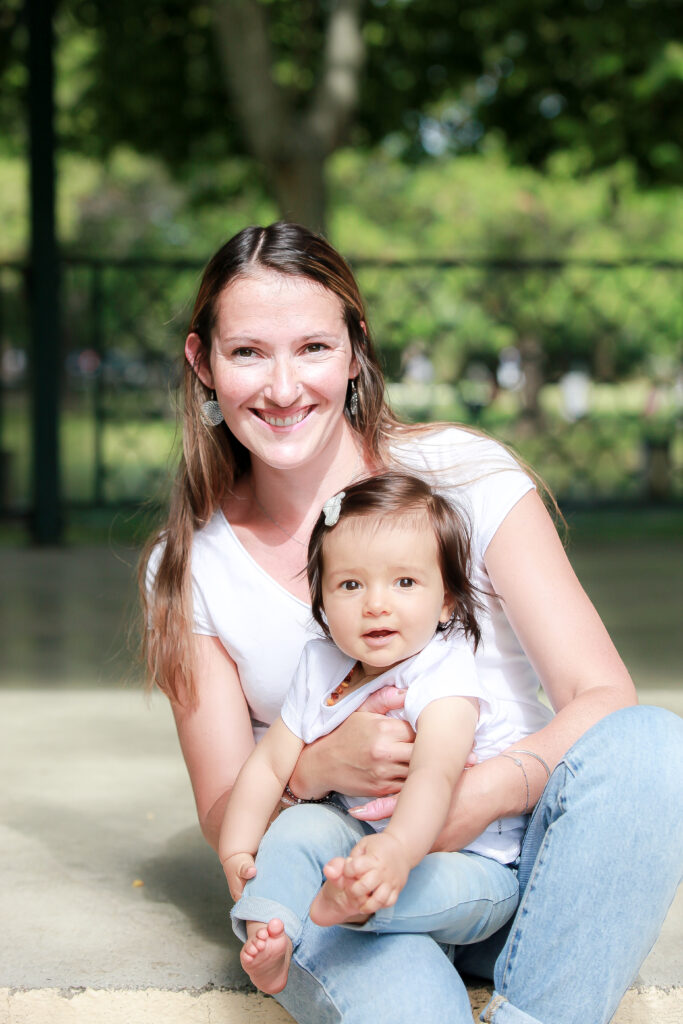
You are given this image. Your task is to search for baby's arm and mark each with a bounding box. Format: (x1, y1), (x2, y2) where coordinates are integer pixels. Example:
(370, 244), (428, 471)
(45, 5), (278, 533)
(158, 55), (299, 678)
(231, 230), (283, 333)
(344, 696), (478, 912)
(219, 717), (304, 899)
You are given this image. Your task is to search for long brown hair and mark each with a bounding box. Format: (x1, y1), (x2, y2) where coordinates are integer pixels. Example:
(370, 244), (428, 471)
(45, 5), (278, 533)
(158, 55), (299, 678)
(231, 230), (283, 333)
(139, 222), (405, 704)
(307, 472), (483, 650)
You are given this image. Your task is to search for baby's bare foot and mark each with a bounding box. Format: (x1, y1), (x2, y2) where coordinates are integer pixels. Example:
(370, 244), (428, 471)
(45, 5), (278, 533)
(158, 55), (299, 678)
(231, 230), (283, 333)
(241, 918), (292, 994)
(309, 859), (370, 928)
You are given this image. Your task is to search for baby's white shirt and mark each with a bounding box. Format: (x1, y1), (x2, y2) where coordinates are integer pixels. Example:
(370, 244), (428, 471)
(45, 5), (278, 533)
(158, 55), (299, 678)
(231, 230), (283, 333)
(281, 634), (531, 864)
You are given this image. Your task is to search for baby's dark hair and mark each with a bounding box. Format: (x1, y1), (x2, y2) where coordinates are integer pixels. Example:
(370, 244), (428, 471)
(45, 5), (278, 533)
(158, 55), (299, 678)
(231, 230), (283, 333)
(307, 472), (482, 649)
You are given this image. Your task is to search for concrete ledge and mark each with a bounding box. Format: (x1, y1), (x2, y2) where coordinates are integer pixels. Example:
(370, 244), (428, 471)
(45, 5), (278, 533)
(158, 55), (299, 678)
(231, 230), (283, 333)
(2, 985), (682, 1024)
(0, 988), (292, 1024)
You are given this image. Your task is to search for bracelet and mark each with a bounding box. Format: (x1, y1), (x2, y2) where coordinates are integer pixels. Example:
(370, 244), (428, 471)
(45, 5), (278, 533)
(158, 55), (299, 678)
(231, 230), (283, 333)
(499, 753), (530, 814)
(281, 782), (331, 808)
(509, 749), (551, 782)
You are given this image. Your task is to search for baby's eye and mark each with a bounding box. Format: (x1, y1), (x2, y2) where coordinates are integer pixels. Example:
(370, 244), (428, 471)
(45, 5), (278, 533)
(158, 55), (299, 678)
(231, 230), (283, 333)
(340, 580), (361, 591)
(397, 577), (416, 588)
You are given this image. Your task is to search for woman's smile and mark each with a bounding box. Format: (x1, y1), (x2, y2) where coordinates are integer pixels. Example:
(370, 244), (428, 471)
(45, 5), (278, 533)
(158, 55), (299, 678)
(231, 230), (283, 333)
(251, 405), (314, 429)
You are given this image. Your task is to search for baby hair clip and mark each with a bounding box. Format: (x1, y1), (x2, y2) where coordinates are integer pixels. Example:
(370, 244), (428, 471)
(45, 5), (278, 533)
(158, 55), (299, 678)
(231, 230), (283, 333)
(322, 491), (345, 526)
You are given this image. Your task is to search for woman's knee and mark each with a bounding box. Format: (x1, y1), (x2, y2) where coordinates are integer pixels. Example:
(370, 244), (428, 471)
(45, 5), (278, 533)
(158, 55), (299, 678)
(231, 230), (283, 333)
(565, 703), (681, 764)
(561, 704), (683, 816)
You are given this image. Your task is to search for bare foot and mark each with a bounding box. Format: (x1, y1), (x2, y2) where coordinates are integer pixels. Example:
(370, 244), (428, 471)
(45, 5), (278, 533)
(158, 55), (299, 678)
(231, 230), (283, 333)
(309, 858), (370, 927)
(241, 918), (292, 994)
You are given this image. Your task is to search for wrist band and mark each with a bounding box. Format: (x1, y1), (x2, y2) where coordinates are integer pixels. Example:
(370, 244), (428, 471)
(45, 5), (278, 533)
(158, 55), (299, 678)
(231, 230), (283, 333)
(499, 753), (530, 814)
(509, 749), (551, 781)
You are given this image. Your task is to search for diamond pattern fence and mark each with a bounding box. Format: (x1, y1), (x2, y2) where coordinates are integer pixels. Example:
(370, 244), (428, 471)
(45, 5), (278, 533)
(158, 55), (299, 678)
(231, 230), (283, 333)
(1, 256), (681, 519)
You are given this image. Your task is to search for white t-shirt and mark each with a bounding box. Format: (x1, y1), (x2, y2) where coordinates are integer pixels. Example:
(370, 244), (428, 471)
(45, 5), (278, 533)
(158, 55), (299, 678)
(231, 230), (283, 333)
(281, 633), (532, 863)
(180, 427), (552, 743)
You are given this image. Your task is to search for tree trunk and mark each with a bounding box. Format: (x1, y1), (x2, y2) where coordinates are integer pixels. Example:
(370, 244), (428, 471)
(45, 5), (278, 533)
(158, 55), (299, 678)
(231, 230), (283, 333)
(268, 151), (327, 233)
(213, 0), (363, 231)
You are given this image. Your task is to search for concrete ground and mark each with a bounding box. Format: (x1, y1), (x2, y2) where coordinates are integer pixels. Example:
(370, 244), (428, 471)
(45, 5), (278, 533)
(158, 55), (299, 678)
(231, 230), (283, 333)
(0, 540), (681, 1023)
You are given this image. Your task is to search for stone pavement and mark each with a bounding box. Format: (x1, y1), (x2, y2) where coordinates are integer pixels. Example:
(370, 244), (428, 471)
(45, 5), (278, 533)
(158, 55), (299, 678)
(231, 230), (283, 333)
(0, 543), (681, 1023)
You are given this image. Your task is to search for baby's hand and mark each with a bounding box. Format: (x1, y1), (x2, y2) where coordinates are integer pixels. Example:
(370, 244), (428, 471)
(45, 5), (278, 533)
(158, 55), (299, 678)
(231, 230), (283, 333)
(223, 852), (257, 901)
(345, 831), (411, 913)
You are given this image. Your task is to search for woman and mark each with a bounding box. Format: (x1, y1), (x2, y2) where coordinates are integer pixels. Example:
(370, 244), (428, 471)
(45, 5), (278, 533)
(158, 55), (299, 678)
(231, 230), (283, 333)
(141, 222), (682, 1024)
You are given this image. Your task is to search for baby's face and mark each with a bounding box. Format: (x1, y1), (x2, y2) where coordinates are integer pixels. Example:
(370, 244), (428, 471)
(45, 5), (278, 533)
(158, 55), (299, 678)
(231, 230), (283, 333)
(321, 512), (452, 676)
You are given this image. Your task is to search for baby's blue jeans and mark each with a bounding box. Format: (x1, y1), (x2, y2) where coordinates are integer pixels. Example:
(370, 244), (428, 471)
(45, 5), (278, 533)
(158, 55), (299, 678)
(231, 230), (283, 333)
(231, 805), (519, 946)
(235, 706), (683, 1024)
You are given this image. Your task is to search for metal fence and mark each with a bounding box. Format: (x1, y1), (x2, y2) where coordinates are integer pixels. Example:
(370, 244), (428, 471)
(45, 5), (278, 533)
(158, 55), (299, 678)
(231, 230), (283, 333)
(1, 256), (681, 519)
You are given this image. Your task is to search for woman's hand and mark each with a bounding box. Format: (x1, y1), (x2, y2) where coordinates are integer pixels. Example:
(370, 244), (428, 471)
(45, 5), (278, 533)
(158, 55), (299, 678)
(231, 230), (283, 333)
(289, 685), (415, 800)
(351, 756), (515, 853)
(348, 747), (478, 825)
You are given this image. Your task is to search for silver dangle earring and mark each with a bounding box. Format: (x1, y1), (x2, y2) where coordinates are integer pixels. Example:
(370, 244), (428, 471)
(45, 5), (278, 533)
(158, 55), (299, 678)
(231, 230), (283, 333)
(200, 391), (224, 426)
(348, 378), (359, 418)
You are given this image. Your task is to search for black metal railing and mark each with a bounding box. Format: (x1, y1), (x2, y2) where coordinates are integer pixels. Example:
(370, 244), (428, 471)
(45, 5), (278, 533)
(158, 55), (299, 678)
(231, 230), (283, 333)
(1, 256), (681, 518)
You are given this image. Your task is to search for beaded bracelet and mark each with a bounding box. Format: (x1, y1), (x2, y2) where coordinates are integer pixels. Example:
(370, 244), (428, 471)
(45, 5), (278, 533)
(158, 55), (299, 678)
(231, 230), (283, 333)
(280, 782), (332, 808)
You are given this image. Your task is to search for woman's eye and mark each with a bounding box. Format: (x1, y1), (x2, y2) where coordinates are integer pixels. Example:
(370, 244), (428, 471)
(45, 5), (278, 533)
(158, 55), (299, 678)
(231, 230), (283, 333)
(340, 580), (361, 591)
(232, 347), (257, 359)
(303, 342), (329, 355)
(397, 577), (416, 588)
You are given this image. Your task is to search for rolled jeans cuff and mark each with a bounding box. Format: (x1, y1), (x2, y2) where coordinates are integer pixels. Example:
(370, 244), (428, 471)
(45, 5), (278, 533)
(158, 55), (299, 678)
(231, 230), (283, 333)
(481, 993), (543, 1024)
(231, 895), (305, 947)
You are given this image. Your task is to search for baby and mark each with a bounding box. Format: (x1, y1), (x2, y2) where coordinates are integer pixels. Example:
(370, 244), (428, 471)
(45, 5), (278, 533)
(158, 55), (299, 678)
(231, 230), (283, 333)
(220, 472), (531, 994)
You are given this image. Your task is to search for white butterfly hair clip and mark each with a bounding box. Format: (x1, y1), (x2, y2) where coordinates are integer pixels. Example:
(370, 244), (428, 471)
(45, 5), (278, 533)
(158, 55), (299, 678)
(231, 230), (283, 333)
(322, 491), (345, 526)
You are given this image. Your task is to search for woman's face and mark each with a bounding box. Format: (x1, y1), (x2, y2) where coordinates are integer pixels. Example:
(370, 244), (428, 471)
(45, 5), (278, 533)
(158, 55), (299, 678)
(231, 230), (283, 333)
(189, 271), (358, 472)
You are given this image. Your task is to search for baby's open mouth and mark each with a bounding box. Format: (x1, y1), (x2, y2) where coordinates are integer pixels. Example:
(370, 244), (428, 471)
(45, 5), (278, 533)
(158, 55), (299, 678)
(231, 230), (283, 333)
(364, 630), (396, 639)
(253, 407), (311, 428)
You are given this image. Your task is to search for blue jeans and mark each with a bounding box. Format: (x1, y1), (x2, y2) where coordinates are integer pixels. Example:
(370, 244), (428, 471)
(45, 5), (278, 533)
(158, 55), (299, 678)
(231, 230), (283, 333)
(240, 707), (683, 1024)
(232, 804), (519, 946)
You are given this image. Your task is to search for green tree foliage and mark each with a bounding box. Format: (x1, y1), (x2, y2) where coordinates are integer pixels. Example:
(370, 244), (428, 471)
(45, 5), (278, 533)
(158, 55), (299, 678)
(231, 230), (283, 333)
(2, 1), (680, 194)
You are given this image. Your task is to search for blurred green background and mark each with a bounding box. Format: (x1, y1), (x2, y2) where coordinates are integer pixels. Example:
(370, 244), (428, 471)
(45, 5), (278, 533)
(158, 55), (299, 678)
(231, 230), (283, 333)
(0, 1), (680, 692)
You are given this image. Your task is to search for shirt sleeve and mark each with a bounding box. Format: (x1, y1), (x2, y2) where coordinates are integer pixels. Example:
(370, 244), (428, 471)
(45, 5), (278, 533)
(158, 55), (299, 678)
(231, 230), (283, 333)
(402, 642), (491, 731)
(145, 536), (218, 636)
(463, 447), (535, 559)
(393, 427), (535, 560)
(190, 573), (218, 636)
(279, 644), (312, 740)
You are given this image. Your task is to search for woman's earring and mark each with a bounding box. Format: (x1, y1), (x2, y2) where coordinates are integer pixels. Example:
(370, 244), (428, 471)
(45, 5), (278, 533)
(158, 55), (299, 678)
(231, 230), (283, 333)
(348, 378), (359, 418)
(200, 392), (224, 426)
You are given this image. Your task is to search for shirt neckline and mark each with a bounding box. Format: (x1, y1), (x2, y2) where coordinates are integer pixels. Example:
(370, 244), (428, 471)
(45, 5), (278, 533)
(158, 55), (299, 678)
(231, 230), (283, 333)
(217, 508), (312, 611)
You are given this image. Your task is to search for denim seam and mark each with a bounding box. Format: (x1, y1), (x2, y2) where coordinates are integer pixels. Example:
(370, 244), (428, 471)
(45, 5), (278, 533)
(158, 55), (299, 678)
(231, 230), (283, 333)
(497, 768), (570, 991)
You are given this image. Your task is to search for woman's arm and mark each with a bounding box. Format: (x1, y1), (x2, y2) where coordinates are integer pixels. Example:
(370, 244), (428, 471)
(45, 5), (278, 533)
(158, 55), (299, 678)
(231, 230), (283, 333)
(171, 634), (257, 851)
(433, 489), (637, 851)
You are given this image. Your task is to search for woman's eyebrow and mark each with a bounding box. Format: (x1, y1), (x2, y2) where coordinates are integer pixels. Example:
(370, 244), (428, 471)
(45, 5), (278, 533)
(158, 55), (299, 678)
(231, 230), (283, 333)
(218, 331), (342, 344)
